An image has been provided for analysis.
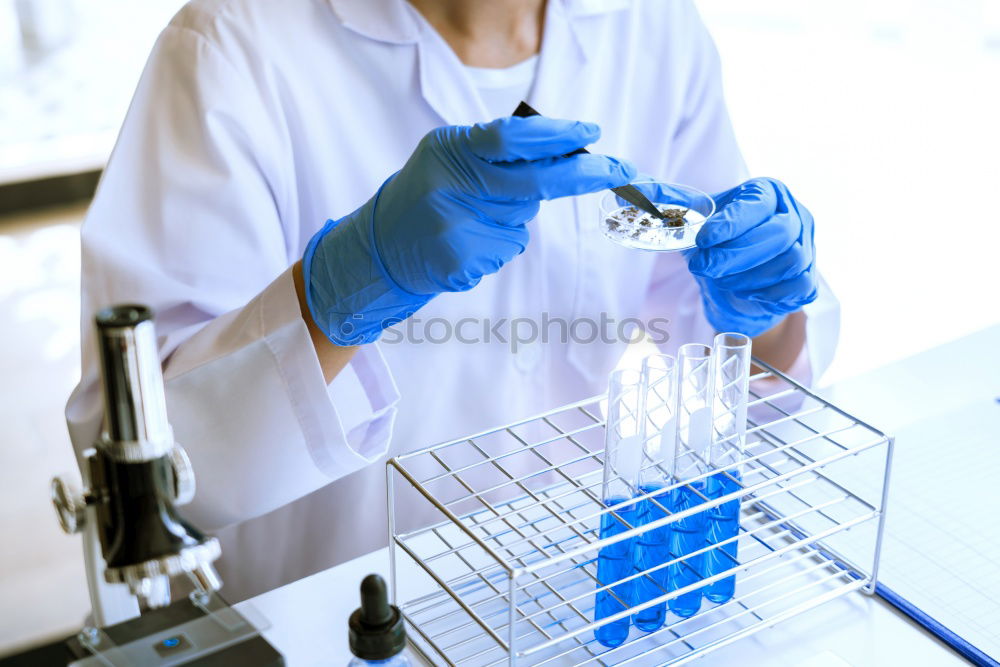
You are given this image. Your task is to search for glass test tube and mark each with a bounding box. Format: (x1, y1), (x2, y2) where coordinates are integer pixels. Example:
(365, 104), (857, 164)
(704, 333), (751, 603)
(668, 343), (713, 618)
(594, 369), (644, 648)
(632, 354), (678, 632)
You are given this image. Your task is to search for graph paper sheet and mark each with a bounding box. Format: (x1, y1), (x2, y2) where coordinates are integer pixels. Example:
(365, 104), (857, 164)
(845, 399), (1000, 661)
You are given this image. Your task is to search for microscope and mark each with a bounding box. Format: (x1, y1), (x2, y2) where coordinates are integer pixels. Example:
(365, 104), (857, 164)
(52, 304), (221, 609)
(0, 305), (283, 666)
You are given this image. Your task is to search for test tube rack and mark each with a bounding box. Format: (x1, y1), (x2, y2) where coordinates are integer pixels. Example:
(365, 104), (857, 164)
(386, 361), (894, 666)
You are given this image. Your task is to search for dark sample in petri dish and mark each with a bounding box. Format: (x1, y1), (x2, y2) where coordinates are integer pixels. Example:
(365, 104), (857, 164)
(663, 208), (688, 228)
(599, 181), (714, 252)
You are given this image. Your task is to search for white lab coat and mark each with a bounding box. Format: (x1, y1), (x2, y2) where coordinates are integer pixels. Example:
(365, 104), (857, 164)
(67, 0), (839, 612)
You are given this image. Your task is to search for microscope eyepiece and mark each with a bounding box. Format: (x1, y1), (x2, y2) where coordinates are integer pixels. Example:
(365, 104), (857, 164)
(95, 304), (172, 462)
(96, 304), (153, 329)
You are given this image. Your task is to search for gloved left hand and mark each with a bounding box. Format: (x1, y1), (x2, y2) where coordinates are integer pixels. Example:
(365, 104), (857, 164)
(304, 116), (635, 345)
(687, 177), (818, 337)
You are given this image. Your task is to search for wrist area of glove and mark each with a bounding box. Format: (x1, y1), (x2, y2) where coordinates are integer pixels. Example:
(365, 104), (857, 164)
(696, 277), (786, 339)
(303, 194), (433, 346)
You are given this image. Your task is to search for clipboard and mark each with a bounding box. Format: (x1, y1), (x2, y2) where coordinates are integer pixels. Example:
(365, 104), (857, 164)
(846, 399), (1000, 666)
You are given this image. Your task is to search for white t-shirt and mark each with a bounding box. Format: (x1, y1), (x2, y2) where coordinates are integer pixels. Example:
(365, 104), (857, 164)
(464, 55), (540, 120)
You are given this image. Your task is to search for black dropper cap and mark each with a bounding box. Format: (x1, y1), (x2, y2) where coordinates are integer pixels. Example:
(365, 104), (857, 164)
(349, 574), (406, 660)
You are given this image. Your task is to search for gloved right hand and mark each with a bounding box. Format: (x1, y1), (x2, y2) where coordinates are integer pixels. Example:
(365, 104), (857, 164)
(688, 178), (818, 337)
(304, 116), (636, 344)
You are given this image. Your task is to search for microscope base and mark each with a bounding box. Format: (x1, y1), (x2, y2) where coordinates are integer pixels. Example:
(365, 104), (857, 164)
(0, 594), (283, 667)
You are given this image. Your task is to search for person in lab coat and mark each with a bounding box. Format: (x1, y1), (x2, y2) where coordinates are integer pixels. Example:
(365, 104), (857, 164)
(67, 0), (838, 611)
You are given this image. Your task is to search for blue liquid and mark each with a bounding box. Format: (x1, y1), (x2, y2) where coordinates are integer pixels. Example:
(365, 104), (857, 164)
(632, 485), (670, 632)
(666, 482), (708, 618)
(594, 499), (638, 648)
(704, 472), (742, 603)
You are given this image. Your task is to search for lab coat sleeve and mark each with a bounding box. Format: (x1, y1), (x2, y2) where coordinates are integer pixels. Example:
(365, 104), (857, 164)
(65, 19), (398, 531)
(642, 0), (840, 385)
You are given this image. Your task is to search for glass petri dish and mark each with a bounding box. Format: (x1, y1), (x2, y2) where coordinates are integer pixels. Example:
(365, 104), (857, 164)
(599, 181), (715, 252)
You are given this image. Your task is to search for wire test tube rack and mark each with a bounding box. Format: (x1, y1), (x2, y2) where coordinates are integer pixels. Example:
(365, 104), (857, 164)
(386, 360), (894, 666)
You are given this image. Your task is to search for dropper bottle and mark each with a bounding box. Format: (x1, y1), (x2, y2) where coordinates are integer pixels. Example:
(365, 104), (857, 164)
(348, 574), (411, 666)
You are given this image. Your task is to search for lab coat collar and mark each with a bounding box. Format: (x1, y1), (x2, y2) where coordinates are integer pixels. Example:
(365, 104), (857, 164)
(327, 0), (420, 44)
(327, 0), (632, 45)
(565, 0), (632, 16)
(328, 0), (632, 125)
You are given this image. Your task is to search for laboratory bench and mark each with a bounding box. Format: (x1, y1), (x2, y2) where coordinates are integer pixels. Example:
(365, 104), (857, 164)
(238, 326), (1000, 666)
(238, 545), (958, 666)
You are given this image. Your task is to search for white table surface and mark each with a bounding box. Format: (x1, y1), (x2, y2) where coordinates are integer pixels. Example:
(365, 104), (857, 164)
(237, 325), (1000, 666)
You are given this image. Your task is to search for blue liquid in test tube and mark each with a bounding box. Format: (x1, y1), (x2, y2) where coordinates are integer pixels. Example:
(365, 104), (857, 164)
(632, 354), (677, 633)
(704, 332), (751, 604)
(595, 500), (639, 647)
(594, 369), (643, 648)
(705, 471), (742, 603)
(633, 484), (670, 631)
(666, 480), (708, 618)
(667, 343), (715, 619)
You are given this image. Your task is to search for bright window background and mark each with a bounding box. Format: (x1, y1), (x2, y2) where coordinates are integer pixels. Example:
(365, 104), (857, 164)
(0, 0), (184, 182)
(697, 0), (1000, 384)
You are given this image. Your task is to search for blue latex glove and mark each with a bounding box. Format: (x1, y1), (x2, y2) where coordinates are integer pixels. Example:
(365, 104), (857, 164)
(687, 177), (818, 337)
(304, 116), (636, 344)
